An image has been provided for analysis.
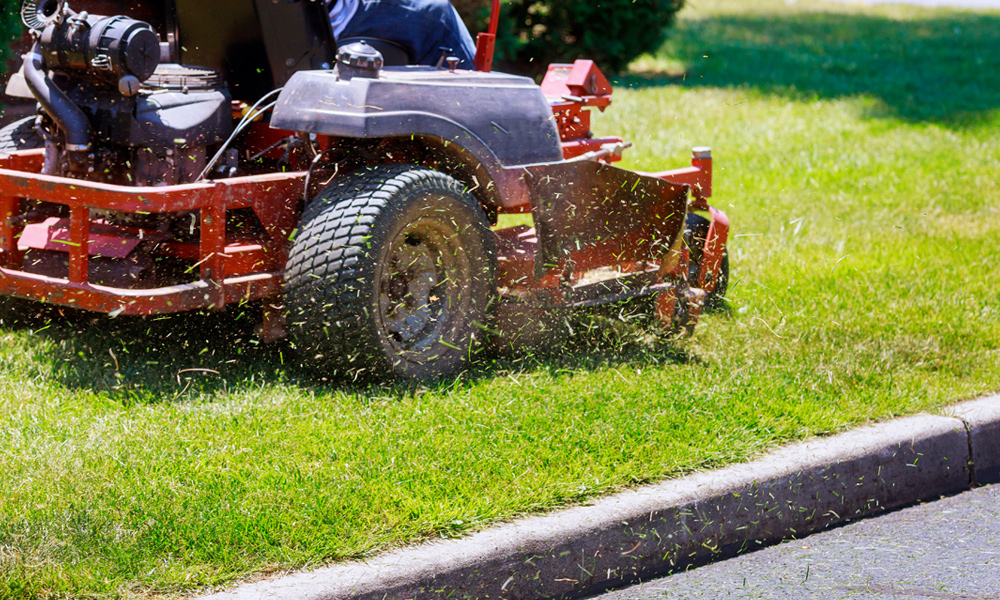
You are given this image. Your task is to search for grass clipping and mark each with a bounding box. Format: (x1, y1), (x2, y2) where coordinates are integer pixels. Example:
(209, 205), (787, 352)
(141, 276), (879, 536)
(4, 0), (1000, 597)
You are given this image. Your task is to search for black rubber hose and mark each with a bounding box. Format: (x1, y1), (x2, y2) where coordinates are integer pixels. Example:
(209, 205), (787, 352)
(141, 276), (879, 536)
(22, 41), (92, 152)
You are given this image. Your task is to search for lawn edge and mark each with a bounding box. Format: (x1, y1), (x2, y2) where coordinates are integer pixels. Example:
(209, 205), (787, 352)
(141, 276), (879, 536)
(197, 394), (1000, 600)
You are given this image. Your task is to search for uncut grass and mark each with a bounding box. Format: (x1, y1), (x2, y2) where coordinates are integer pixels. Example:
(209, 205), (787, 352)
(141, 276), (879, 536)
(4, 0), (1000, 597)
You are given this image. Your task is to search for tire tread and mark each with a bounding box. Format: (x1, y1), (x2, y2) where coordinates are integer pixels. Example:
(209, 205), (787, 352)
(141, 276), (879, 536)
(284, 164), (495, 380)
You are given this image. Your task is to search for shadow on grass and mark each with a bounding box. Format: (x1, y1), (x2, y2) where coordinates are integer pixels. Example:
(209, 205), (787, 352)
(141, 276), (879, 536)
(629, 9), (1000, 124)
(0, 300), (293, 404)
(0, 296), (706, 402)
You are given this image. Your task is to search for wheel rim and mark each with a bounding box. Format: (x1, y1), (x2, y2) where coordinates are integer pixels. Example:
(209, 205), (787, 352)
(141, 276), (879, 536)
(377, 213), (471, 358)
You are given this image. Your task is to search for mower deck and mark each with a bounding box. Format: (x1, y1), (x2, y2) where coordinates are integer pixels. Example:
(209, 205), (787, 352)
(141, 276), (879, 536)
(0, 146), (726, 335)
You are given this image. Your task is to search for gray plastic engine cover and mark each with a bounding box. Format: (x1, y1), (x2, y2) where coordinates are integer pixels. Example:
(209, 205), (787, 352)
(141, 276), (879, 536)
(270, 67), (565, 170)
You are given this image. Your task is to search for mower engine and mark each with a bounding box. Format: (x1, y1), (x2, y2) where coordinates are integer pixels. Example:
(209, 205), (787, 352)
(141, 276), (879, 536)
(20, 0), (233, 187)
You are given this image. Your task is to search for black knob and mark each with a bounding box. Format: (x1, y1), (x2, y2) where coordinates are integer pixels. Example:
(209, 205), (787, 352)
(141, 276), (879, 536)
(337, 40), (383, 80)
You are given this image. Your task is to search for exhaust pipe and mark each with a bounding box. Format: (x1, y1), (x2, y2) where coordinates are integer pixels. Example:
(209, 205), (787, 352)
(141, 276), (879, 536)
(22, 41), (92, 155)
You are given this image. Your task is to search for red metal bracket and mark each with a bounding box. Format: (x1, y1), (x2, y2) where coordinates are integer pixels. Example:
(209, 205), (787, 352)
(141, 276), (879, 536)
(542, 61), (622, 161)
(653, 147), (728, 300)
(68, 206), (89, 284)
(653, 147), (713, 201)
(541, 60), (613, 100)
(474, 0), (501, 72)
(0, 152), (305, 315)
(698, 207), (729, 293)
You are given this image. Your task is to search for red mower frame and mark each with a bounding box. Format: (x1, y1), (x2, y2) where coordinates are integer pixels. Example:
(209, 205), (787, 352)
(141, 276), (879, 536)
(0, 0), (729, 345)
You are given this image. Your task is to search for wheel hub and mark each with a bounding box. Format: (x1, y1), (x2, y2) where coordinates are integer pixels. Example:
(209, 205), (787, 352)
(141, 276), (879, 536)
(380, 231), (447, 349)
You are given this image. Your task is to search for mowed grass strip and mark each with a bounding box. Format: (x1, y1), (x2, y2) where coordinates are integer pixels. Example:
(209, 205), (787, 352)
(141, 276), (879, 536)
(3, 0), (1000, 597)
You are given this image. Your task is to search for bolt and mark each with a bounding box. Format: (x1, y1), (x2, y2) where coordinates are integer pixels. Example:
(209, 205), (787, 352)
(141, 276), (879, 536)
(118, 75), (141, 96)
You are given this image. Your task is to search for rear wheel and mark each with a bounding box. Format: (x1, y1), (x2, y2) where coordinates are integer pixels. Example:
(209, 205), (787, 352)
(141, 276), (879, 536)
(685, 212), (729, 311)
(0, 117), (43, 153)
(284, 164), (496, 382)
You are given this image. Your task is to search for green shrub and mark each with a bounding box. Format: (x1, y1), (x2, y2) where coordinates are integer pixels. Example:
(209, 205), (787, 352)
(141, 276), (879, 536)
(1, 5), (22, 117)
(452, 0), (493, 32)
(496, 0), (685, 75)
(453, 0), (685, 76)
(1, 4), (21, 68)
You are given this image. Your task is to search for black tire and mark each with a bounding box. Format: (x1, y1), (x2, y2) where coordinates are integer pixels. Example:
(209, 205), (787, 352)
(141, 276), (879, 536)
(284, 164), (497, 382)
(684, 212), (729, 311)
(0, 117), (43, 153)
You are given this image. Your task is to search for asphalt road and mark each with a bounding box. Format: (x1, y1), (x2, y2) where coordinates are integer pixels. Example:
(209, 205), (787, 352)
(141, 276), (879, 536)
(590, 484), (1000, 600)
(821, 0), (1000, 7)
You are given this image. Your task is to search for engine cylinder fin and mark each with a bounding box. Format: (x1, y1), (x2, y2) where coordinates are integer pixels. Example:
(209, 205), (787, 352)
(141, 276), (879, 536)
(144, 64), (227, 92)
(20, 0), (65, 30)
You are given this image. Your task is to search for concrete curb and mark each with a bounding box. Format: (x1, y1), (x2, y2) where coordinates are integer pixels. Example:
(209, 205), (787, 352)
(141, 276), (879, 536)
(945, 396), (1000, 484)
(199, 395), (1000, 600)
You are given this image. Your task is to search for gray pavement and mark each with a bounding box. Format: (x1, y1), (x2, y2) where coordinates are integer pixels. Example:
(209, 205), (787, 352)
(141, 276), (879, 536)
(592, 483), (1000, 600)
(820, 0), (1000, 7)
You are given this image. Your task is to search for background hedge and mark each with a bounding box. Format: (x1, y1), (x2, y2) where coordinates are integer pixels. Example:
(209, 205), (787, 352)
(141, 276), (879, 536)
(0, 0), (685, 86)
(0, 4), (22, 119)
(1, 5), (20, 72)
(456, 0), (686, 75)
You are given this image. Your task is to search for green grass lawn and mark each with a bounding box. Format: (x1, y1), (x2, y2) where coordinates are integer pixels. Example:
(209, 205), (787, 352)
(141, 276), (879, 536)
(4, 0), (1000, 597)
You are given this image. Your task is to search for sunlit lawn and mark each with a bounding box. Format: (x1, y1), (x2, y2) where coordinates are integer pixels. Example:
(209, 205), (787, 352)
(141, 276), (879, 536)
(2, 0), (1000, 597)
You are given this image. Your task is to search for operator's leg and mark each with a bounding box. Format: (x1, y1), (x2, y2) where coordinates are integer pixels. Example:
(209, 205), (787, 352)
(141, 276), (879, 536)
(340, 0), (477, 67)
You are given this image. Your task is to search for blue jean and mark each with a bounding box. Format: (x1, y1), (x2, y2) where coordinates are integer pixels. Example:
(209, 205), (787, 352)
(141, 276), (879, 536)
(340, 0), (477, 67)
